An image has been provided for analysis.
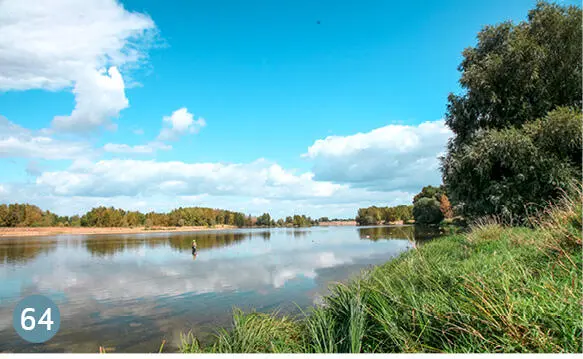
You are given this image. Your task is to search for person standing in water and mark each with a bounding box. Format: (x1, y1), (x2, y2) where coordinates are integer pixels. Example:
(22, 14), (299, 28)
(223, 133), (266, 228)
(192, 239), (197, 255)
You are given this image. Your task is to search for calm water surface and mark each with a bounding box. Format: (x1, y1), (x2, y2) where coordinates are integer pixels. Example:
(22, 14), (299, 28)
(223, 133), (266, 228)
(0, 225), (438, 353)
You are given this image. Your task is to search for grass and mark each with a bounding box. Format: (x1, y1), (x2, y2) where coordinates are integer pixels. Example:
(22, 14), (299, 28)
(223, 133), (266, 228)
(180, 188), (582, 353)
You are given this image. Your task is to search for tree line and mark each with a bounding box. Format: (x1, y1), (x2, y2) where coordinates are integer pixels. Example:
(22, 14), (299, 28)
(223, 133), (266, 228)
(256, 213), (319, 227)
(0, 204), (319, 228)
(355, 205), (413, 225)
(356, 186), (453, 226)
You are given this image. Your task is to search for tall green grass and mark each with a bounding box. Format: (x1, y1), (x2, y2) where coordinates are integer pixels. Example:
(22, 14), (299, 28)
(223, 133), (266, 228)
(181, 189), (582, 353)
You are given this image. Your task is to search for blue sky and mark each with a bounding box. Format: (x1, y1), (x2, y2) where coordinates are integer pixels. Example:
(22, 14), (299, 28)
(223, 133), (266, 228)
(0, 0), (576, 218)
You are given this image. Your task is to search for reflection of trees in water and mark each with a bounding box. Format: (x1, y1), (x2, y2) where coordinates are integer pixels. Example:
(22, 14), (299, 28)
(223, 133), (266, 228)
(413, 225), (442, 243)
(358, 226), (414, 241)
(358, 225), (441, 247)
(283, 229), (309, 238)
(256, 231), (271, 241)
(168, 232), (251, 251)
(0, 239), (58, 264)
(82, 231), (254, 257)
(84, 236), (148, 256)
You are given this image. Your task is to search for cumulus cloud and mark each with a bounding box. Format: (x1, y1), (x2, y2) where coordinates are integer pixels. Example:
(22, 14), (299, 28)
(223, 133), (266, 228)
(304, 120), (453, 192)
(51, 67), (128, 132)
(0, 176), (412, 218)
(157, 108), (206, 141)
(0, 0), (156, 91)
(0, 0), (157, 132)
(0, 117), (93, 160)
(35, 159), (342, 199)
(103, 141), (171, 154)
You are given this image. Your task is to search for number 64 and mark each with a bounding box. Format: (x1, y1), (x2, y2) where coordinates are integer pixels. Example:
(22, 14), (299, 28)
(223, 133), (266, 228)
(21, 308), (54, 331)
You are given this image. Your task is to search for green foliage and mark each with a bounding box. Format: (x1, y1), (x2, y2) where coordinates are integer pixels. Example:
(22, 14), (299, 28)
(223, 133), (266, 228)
(181, 309), (303, 353)
(443, 0), (582, 221)
(356, 205), (413, 226)
(0, 203), (70, 227)
(412, 185), (452, 224)
(443, 108), (581, 221)
(0, 203), (320, 229)
(292, 215), (318, 227)
(445, 1), (582, 148)
(166, 207), (243, 227)
(412, 185), (445, 203)
(523, 107), (582, 172)
(412, 197), (443, 225)
(256, 213), (272, 226)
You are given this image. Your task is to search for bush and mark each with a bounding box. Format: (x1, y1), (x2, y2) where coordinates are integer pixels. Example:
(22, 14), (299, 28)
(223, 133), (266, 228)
(413, 197), (444, 224)
(443, 108), (581, 222)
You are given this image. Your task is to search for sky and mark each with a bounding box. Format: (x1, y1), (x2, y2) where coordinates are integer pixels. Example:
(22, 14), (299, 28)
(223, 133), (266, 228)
(0, 0), (576, 218)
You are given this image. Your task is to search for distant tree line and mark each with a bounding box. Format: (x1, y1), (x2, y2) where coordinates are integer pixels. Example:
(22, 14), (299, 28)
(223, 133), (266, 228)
(257, 213), (319, 227)
(355, 186), (454, 226)
(0, 204), (72, 227)
(355, 205), (413, 226)
(0, 204), (319, 228)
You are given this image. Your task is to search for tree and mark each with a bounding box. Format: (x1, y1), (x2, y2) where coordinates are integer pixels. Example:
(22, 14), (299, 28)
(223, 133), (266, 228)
(256, 213), (272, 226)
(413, 198), (444, 225)
(413, 186), (444, 203)
(234, 213), (246, 227)
(356, 205), (413, 225)
(439, 194), (453, 219)
(445, 2), (581, 149)
(442, 2), (582, 221)
(443, 111), (580, 220)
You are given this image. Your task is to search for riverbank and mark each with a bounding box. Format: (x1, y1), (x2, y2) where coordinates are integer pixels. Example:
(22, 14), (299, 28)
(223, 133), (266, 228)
(318, 221), (357, 226)
(180, 190), (582, 353)
(0, 225), (237, 238)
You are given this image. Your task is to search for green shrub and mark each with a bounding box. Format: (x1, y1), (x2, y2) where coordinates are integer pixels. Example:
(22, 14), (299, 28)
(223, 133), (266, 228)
(413, 197), (444, 224)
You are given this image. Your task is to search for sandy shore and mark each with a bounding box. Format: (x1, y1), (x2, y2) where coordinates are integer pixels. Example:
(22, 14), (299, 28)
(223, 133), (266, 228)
(0, 225), (237, 238)
(319, 221), (357, 226)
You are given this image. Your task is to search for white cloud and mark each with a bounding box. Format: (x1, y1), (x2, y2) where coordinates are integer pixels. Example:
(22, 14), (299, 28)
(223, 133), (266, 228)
(51, 67), (128, 132)
(0, 0), (157, 132)
(0, 117), (92, 160)
(0, 0), (156, 91)
(0, 177), (412, 218)
(103, 141), (171, 154)
(158, 108), (206, 141)
(304, 120), (452, 192)
(35, 159), (342, 199)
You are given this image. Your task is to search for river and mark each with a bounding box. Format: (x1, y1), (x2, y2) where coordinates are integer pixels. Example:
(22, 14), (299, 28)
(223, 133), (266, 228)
(0, 225), (439, 353)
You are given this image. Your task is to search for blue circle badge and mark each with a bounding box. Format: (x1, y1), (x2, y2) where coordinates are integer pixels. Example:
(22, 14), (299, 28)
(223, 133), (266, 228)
(12, 295), (61, 343)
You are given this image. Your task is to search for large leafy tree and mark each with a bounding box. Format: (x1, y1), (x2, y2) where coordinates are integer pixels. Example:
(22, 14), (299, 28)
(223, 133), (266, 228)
(444, 108), (581, 219)
(445, 1), (581, 148)
(442, 1), (582, 221)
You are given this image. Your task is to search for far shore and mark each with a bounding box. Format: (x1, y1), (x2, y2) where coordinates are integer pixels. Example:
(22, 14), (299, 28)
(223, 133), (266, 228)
(0, 225), (238, 238)
(318, 220), (357, 226)
(0, 222), (364, 238)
